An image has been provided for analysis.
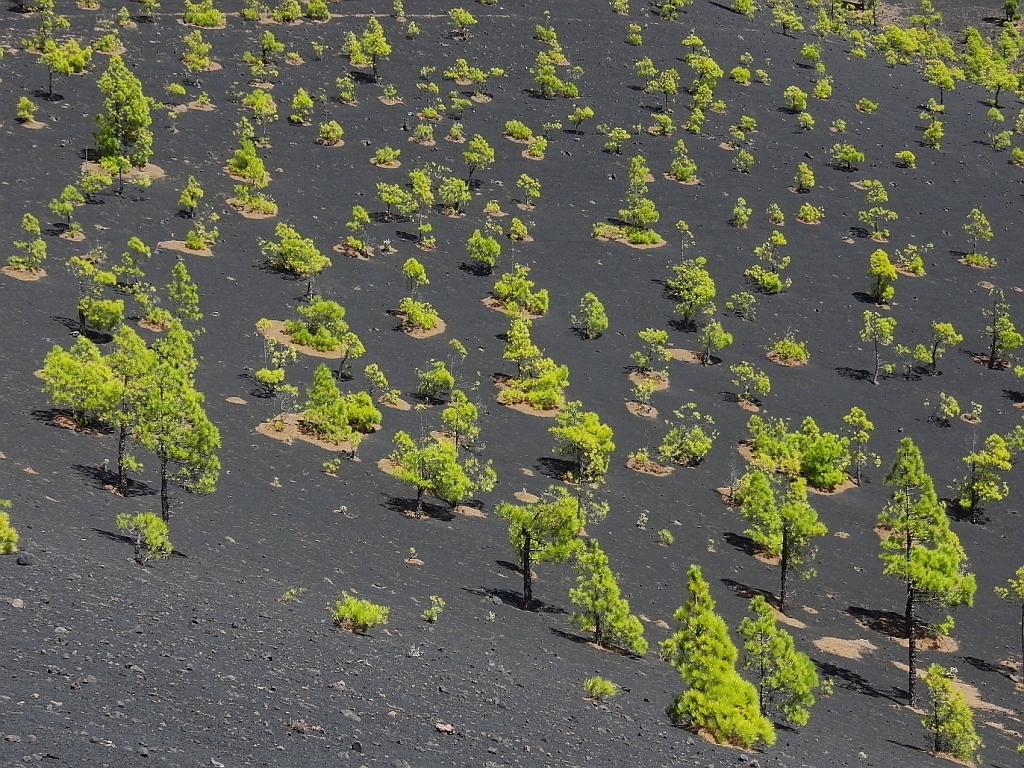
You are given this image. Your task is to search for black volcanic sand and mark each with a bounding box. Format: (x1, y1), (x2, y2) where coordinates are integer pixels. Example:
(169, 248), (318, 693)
(2, 0), (1024, 766)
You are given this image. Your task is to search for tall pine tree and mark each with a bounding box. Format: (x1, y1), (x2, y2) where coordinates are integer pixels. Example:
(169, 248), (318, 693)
(568, 539), (647, 655)
(94, 54), (154, 169)
(878, 438), (976, 706)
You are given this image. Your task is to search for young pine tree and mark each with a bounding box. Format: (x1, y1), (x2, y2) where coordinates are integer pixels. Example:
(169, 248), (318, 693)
(568, 539), (648, 655)
(921, 664), (983, 763)
(496, 487), (583, 607)
(661, 565), (776, 748)
(738, 594), (820, 727)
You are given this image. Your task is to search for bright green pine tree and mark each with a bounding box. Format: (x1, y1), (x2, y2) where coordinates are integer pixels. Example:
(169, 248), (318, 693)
(568, 539), (647, 655)
(106, 325), (158, 494)
(41, 335), (121, 429)
(921, 664), (983, 763)
(549, 401), (615, 483)
(94, 54), (154, 168)
(878, 438), (977, 706)
(661, 565), (776, 748)
(733, 473), (827, 613)
(496, 486), (583, 606)
(389, 430), (495, 514)
(134, 322), (220, 521)
(738, 595), (820, 727)
(115, 511), (173, 564)
(167, 260), (202, 323)
(956, 433), (1012, 523)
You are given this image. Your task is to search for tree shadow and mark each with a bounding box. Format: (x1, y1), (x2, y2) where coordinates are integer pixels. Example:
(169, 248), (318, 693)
(31, 408), (113, 436)
(848, 226), (873, 239)
(721, 533), (757, 558)
(79, 148), (99, 162)
(835, 366), (873, 382)
(884, 740), (933, 759)
(395, 230), (418, 242)
(72, 464), (155, 496)
(852, 291), (885, 305)
(961, 655), (1016, 681)
(350, 71), (375, 84)
(464, 585), (566, 614)
(534, 456), (576, 481)
(668, 317), (699, 333)
(814, 660), (903, 703)
(370, 211), (410, 224)
(720, 577), (778, 608)
(381, 493), (454, 521)
(845, 605), (941, 643)
(458, 261), (492, 277)
(92, 528), (187, 558)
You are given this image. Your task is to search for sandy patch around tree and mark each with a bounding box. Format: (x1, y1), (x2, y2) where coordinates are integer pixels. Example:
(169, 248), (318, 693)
(513, 491), (540, 503)
(256, 412), (364, 454)
(2, 267), (46, 281)
(379, 396), (411, 410)
(625, 456), (673, 477)
(397, 316), (446, 339)
(226, 198), (277, 219)
(667, 348), (718, 365)
(766, 350), (808, 366)
(627, 370), (668, 390)
(491, 373), (561, 418)
(19, 119), (46, 129)
(480, 296), (543, 319)
(81, 161), (165, 180)
(257, 319), (344, 359)
(813, 637), (877, 660)
(625, 401), (658, 418)
(158, 240), (213, 257)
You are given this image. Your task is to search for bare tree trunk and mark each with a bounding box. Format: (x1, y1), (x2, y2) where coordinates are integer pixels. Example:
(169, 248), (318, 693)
(159, 455), (170, 521)
(906, 586), (917, 707)
(116, 423), (129, 494)
(780, 530), (791, 614)
(522, 531), (533, 608)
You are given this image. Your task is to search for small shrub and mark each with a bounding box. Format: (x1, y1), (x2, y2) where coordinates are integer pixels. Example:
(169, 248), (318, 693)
(317, 120), (344, 145)
(583, 676), (619, 702)
(658, 528), (675, 545)
(730, 66), (751, 84)
(796, 203), (824, 224)
(115, 512), (173, 564)
(856, 97), (878, 113)
(331, 592), (390, 633)
(767, 333), (809, 364)
(184, 0), (226, 26)
(504, 119), (533, 141)
(421, 595), (445, 623)
(372, 146), (401, 166)
(895, 150), (916, 168)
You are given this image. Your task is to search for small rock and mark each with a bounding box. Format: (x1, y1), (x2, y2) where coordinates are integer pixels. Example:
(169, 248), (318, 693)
(84, 675), (97, 684)
(342, 709), (361, 722)
(138, 747), (149, 757)
(54, 627), (70, 635)
(10, 598), (25, 609)
(351, 740), (363, 753)
(434, 722), (454, 734)
(5, 735), (21, 742)
(211, 760), (225, 768)
(16, 554), (33, 566)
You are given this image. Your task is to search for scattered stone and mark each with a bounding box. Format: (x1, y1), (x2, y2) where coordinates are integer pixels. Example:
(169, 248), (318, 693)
(4, 735), (19, 742)
(434, 722), (455, 734)
(10, 598), (25, 608)
(351, 740), (363, 752)
(342, 709), (361, 722)
(16, 554), (33, 566)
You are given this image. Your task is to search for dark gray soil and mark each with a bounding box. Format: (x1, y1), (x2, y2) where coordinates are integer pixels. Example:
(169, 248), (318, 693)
(1, 0), (1023, 766)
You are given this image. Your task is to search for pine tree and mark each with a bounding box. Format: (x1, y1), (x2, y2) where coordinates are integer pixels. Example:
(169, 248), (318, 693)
(360, 16), (391, 81)
(661, 565), (776, 747)
(568, 539), (647, 655)
(94, 54), (154, 168)
(463, 134), (495, 181)
(115, 511), (173, 564)
(496, 487), (583, 606)
(738, 595), (820, 727)
(167, 261), (202, 323)
(571, 292), (609, 339)
(260, 223), (331, 298)
(734, 473), (826, 612)
(134, 323), (220, 520)
(956, 433), (1012, 522)
(984, 288), (1023, 369)
(41, 335), (120, 429)
(994, 565), (1024, 678)
(921, 664), (983, 763)
(550, 401), (615, 483)
(389, 430), (495, 513)
(879, 438), (977, 706)
(105, 325), (158, 494)
(666, 256), (716, 325)
(860, 310), (897, 384)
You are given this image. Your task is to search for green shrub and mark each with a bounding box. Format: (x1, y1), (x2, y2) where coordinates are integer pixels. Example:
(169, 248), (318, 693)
(0, 501), (19, 554)
(856, 97), (878, 113)
(895, 150), (916, 168)
(115, 512), (173, 564)
(730, 66), (751, 84)
(184, 0), (226, 26)
(331, 592), (390, 633)
(766, 333), (809, 364)
(421, 595), (445, 623)
(583, 676), (619, 701)
(504, 120), (533, 141)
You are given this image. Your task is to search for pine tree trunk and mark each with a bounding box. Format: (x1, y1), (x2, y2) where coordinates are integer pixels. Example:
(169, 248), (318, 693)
(522, 531), (533, 608)
(1019, 602), (1023, 679)
(872, 342), (880, 384)
(780, 531), (791, 614)
(906, 586), (917, 707)
(415, 485), (423, 514)
(159, 455), (170, 522)
(116, 423), (129, 494)
(989, 316), (999, 369)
